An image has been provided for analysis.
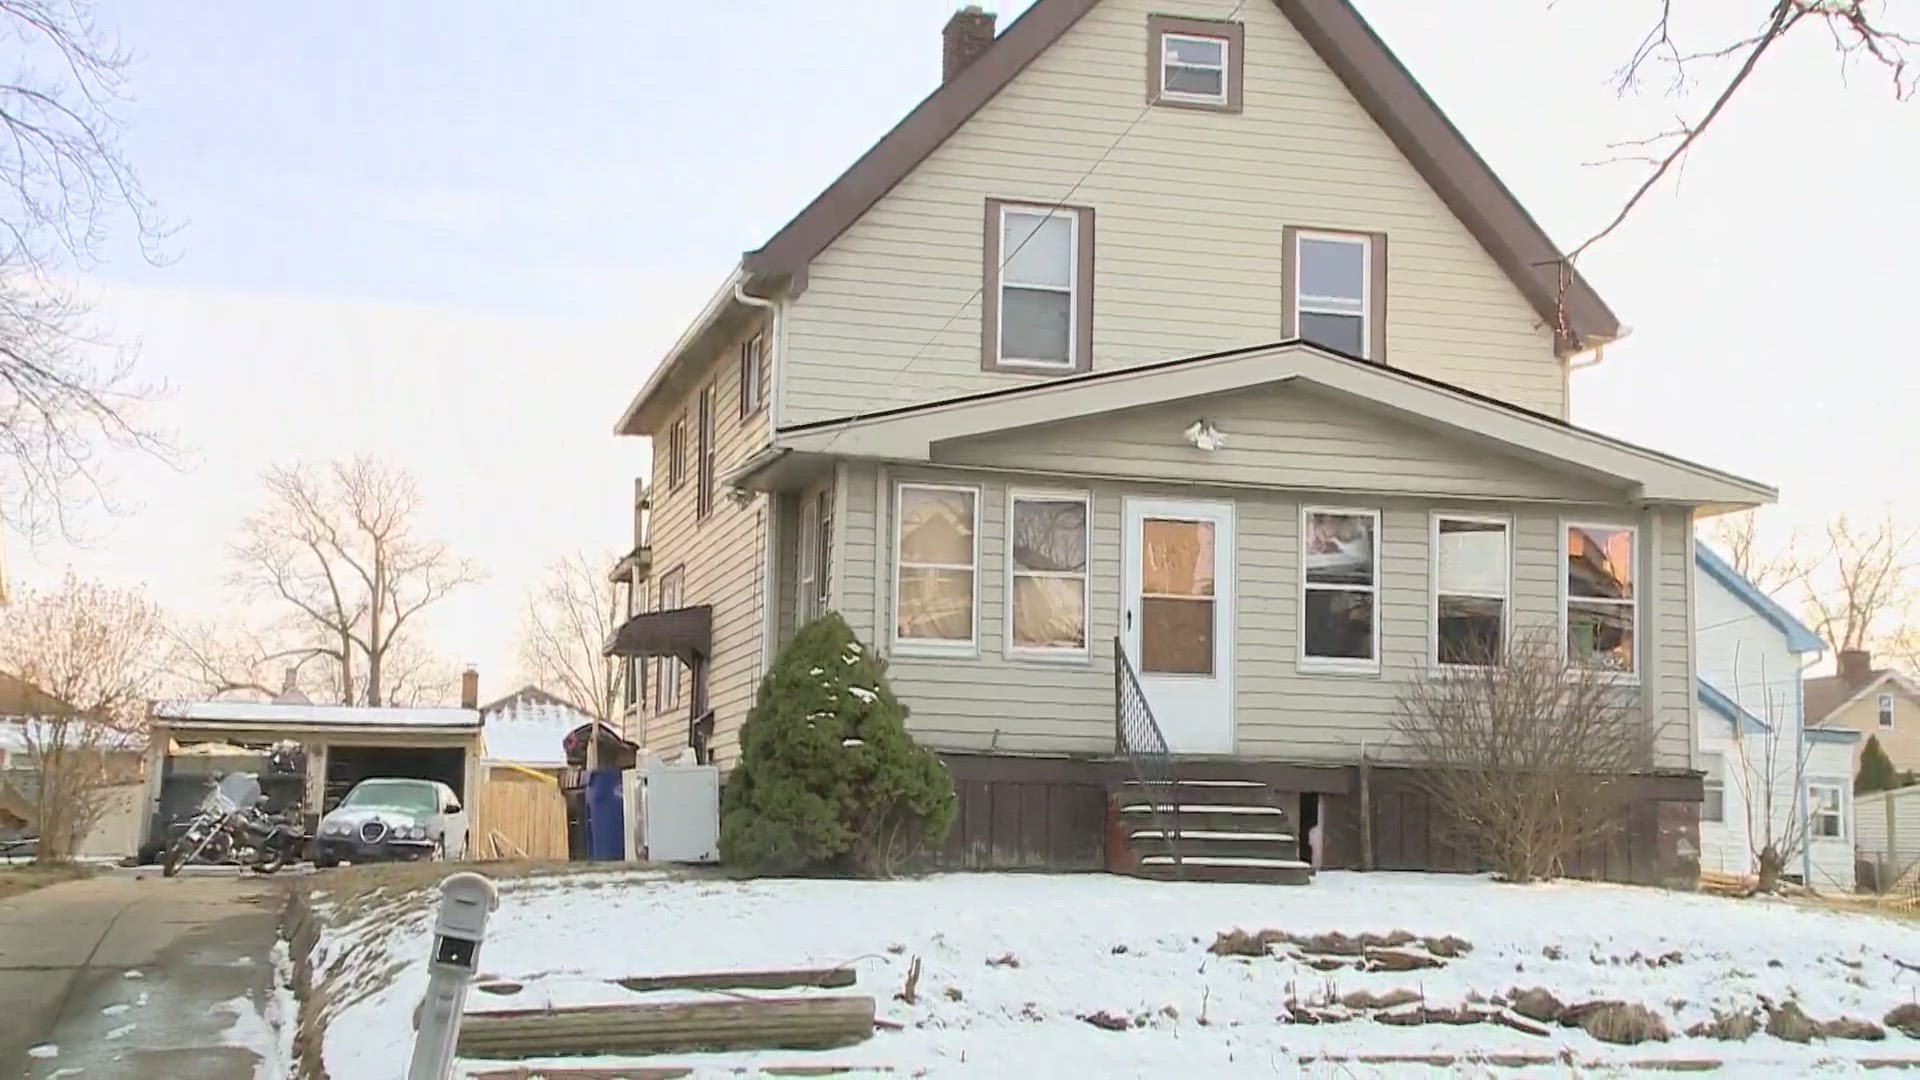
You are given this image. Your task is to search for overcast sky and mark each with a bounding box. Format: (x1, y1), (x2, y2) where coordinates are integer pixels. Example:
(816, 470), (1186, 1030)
(13, 0), (1915, 697)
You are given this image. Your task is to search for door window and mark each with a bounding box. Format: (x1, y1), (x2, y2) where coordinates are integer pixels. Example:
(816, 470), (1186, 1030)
(1140, 517), (1216, 675)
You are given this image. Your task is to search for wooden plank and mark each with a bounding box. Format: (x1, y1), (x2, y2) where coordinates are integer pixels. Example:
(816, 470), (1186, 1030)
(615, 967), (856, 994)
(990, 781), (1021, 865)
(457, 994), (875, 1058)
(1019, 783), (1049, 867)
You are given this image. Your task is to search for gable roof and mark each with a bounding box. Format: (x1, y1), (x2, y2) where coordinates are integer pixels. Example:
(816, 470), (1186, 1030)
(743, 0), (1618, 353)
(1807, 668), (1920, 728)
(1697, 679), (1770, 736)
(618, 0), (1623, 437)
(772, 339), (1772, 507)
(1694, 543), (1824, 654)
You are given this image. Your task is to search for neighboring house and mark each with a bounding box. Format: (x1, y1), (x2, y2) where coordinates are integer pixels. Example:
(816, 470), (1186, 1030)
(479, 686), (587, 776)
(604, 0), (1775, 883)
(1693, 544), (1857, 890)
(1806, 650), (1920, 773)
(0, 675), (148, 858)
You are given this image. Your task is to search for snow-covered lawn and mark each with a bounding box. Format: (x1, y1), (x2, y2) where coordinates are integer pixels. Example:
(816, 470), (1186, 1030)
(311, 870), (1920, 1078)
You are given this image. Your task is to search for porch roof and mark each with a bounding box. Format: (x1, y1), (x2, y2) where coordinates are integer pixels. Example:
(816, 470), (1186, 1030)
(771, 341), (1774, 509)
(603, 604), (713, 663)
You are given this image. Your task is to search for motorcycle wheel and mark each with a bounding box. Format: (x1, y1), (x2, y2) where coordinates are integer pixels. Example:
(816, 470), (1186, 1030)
(163, 828), (215, 878)
(251, 845), (287, 875)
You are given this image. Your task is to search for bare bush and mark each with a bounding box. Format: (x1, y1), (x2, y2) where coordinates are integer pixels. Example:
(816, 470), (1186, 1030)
(1391, 629), (1658, 883)
(1, 572), (166, 862)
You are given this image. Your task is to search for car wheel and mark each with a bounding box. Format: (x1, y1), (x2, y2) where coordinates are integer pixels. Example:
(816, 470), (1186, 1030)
(433, 837), (447, 861)
(314, 849), (339, 870)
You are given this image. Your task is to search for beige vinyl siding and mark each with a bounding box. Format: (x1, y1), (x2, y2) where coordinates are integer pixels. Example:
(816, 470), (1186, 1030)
(639, 322), (772, 767)
(837, 459), (1694, 770)
(940, 383), (1620, 502)
(781, 0), (1566, 429)
(1820, 685), (1920, 771)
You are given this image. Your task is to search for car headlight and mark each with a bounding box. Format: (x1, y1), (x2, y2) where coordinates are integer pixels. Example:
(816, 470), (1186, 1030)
(324, 822), (346, 836)
(407, 825), (427, 840)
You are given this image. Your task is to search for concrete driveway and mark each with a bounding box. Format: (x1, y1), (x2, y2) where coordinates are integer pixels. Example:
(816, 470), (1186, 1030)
(0, 868), (290, 1079)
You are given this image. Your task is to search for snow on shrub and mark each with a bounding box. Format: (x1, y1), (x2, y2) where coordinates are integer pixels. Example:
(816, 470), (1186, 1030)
(719, 612), (956, 876)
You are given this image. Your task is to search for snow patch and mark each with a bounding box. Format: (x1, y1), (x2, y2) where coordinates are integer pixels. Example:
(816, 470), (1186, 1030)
(106, 1022), (137, 1039)
(101, 1002), (130, 1016)
(842, 737), (865, 748)
(847, 686), (877, 704)
(26, 1044), (56, 1059)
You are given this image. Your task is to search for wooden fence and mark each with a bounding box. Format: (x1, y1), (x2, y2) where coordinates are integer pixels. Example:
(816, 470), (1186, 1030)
(473, 769), (570, 860)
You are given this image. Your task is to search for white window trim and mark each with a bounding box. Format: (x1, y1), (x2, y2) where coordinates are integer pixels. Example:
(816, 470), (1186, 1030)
(893, 482), (981, 657)
(996, 204), (1080, 371)
(1559, 520), (1641, 684)
(1294, 230), (1373, 360)
(1880, 692), (1896, 730)
(1702, 775), (1725, 824)
(1428, 511), (1513, 670)
(1005, 488), (1093, 663)
(1298, 505), (1382, 675)
(797, 494), (819, 624)
(1159, 32), (1230, 106)
(1807, 778), (1847, 841)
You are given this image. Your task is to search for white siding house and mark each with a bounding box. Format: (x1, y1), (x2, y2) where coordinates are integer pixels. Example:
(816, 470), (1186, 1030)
(1695, 543), (1857, 890)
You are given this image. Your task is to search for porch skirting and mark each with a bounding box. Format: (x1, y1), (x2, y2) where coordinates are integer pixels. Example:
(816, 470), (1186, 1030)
(928, 752), (1703, 888)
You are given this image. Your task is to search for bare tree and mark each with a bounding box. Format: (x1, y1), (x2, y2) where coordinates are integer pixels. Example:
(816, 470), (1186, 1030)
(1392, 629), (1659, 883)
(1558, 2), (1916, 324)
(1719, 647), (1812, 892)
(229, 457), (482, 706)
(0, 572), (166, 862)
(1788, 509), (1919, 655)
(516, 551), (625, 724)
(0, 1), (177, 541)
(1705, 510), (1798, 596)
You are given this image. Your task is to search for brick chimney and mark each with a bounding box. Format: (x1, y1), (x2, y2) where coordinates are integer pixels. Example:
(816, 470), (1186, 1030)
(1839, 649), (1875, 685)
(943, 6), (997, 83)
(460, 666), (479, 709)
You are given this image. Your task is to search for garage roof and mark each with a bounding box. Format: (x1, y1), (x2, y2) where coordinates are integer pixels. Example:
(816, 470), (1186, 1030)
(152, 700), (482, 733)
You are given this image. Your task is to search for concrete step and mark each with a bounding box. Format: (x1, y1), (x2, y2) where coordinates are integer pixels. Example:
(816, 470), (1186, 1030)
(1130, 855), (1314, 886)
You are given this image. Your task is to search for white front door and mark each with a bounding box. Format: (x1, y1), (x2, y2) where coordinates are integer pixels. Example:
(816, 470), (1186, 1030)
(1121, 498), (1235, 754)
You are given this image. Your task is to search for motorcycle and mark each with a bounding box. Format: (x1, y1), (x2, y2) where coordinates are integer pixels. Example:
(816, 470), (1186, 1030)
(238, 805), (306, 875)
(161, 773), (262, 877)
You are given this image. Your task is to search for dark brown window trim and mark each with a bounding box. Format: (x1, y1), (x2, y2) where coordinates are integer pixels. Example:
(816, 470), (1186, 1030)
(980, 198), (1096, 376)
(1145, 15), (1245, 114)
(1280, 225), (1388, 362)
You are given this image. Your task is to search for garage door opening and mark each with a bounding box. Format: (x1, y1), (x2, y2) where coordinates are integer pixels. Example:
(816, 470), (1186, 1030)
(324, 746), (466, 813)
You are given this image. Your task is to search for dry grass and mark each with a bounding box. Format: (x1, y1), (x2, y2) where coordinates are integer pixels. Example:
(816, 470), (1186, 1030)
(0, 862), (96, 901)
(311, 859), (718, 923)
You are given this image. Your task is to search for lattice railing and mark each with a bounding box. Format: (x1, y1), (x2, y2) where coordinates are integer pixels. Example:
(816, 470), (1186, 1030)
(1114, 637), (1180, 868)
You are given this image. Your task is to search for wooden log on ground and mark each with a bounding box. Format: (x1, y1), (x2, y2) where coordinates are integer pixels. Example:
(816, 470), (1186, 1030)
(464, 1060), (890, 1068)
(457, 994), (876, 1058)
(615, 966), (857, 994)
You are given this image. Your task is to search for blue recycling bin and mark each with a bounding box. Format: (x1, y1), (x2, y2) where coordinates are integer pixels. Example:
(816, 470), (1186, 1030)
(585, 769), (626, 861)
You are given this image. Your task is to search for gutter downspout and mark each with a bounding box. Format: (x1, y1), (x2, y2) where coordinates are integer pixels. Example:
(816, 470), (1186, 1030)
(734, 281), (781, 683)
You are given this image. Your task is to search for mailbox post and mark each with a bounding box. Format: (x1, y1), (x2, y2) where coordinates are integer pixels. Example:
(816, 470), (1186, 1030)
(407, 872), (500, 1080)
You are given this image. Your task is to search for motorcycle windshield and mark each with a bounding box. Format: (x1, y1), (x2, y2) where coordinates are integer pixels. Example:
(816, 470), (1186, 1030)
(210, 773), (263, 812)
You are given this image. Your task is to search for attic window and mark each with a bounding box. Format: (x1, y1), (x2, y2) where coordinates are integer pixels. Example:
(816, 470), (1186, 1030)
(1147, 16), (1244, 113)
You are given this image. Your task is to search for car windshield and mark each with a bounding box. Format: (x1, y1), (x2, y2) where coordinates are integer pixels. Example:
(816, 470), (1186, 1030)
(339, 780), (440, 815)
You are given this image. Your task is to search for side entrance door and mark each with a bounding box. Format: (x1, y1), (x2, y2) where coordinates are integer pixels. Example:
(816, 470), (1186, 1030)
(1121, 498), (1235, 754)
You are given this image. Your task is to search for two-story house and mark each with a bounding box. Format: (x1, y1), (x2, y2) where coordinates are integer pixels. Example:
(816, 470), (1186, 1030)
(606, 0), (1774, 885)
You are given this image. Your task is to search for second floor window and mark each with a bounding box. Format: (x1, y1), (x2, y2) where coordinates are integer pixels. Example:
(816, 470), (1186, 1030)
(667, 415), (686, 490)
(1881, 693), (1896, 729)
(696, 383), (716, 520)
(984, 200), (1093, 374)
(1293, 230), (1373, 358)
(739, 333), (766, 417)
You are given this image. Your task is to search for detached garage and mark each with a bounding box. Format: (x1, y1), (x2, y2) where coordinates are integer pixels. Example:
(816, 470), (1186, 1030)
(143, 700), (483, 856)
